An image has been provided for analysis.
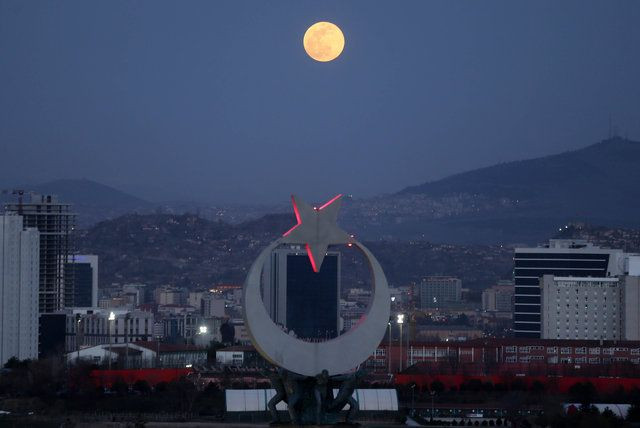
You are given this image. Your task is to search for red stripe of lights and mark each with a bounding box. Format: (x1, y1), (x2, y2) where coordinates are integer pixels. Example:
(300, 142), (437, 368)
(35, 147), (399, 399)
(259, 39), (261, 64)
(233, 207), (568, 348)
(305, 243), (319, 273)
(282, 195), (302, 237)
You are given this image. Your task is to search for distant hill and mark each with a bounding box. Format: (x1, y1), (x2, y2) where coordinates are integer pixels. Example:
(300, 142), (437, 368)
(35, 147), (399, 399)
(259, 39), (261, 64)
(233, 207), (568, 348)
(555, 222), (640, 253)
(5, 137), (639, 243)
(1, 179), (153, 227)
(341, 137), (640, 244)
(76, 212), (513, 290)
(32, 179), (151, 208)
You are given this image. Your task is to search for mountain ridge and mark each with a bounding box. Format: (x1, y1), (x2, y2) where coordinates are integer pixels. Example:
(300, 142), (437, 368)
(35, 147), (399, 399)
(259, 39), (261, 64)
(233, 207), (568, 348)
(340, 136), (640, 243)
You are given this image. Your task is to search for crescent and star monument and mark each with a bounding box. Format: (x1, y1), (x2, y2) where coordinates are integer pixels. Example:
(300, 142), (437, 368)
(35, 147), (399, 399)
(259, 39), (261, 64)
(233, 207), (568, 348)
(242, 193), (391, 424)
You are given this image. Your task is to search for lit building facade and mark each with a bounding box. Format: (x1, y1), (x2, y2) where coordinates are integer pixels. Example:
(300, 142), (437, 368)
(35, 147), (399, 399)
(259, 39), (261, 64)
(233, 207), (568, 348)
(541, 275), (640, 341)
(419, 276), (462, 309)
(65, 308), (154, 352)
(541, 276), (622, 340)
(0, 215), (40, 365)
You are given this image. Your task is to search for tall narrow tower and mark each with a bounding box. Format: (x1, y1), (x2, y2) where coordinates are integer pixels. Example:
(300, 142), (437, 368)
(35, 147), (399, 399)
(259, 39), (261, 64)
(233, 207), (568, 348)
(5, 193), (75, 312)
(0, 214), (40, 364)
(262, 246), (341, 340)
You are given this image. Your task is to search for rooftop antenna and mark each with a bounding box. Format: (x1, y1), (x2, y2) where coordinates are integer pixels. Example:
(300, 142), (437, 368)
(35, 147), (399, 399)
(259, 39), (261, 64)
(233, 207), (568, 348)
(608, 114), (612, 139)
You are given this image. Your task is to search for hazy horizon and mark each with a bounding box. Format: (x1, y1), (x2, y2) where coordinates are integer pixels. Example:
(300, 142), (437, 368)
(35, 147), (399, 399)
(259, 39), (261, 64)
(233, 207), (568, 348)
(2, 1), (639, 203)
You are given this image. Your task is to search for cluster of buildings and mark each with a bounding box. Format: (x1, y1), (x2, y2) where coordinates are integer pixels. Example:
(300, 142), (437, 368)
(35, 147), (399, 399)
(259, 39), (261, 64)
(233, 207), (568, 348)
(0, 192), (243, 368)
(47, 283), (245, 367)
(0, 194), (98, 365)
(514, 239), (640, 340)
(3, 190), (640, 382)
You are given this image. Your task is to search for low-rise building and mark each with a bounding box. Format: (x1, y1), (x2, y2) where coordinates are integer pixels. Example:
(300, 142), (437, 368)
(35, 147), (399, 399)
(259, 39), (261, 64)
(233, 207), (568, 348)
(65, 308), (154, 352)
(66, 341), (207, 368)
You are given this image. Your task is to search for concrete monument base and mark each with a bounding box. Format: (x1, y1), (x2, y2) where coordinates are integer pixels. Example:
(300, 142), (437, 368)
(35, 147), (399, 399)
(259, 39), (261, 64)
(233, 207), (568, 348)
(264, 367), (365, 426)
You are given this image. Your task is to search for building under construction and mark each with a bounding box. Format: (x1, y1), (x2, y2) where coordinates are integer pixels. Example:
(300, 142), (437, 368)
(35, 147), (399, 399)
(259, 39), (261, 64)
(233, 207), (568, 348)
(4, 192), (76, 313)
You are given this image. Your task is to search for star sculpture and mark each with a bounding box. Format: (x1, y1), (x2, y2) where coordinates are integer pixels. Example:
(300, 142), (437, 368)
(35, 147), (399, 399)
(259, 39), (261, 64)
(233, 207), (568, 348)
(281, 194), (352, 272)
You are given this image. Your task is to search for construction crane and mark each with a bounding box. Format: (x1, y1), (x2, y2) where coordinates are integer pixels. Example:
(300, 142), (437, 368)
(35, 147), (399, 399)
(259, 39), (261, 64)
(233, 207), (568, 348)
(1, 189), (29, 214)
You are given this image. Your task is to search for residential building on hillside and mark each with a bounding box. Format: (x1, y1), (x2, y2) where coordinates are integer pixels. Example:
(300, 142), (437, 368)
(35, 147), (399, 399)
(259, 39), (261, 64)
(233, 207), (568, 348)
(154, 286), (185, 305)
(419, 276), (462, 309)
(482, 283), (514, 312)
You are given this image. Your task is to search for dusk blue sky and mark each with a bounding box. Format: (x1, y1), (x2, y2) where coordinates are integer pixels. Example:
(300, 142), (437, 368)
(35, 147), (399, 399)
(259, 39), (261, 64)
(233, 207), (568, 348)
(1, 1), (639, 203)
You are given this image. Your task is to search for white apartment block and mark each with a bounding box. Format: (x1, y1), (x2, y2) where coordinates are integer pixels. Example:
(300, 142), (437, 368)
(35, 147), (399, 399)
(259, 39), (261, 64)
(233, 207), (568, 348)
(0, 215), (40, 364)
(65, 308), (154, 352)
(541, 275), (640, 341)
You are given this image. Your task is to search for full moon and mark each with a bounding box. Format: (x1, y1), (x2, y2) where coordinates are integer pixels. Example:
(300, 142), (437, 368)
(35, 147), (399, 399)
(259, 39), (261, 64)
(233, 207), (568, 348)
(303, 22), (345, 62)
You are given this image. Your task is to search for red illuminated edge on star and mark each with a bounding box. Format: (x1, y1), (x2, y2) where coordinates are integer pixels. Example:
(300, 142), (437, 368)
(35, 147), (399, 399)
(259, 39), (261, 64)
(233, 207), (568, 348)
(282, 194), (343, 273)
(282, 195), (303, 237)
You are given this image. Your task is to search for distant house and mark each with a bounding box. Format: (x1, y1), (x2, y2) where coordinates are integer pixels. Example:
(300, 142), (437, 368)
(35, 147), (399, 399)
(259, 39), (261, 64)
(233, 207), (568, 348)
(216, 345), (268, 368)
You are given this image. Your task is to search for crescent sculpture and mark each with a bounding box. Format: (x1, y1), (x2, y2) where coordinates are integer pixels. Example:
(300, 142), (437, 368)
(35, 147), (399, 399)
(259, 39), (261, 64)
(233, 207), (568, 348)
(243, 194), (390, 376)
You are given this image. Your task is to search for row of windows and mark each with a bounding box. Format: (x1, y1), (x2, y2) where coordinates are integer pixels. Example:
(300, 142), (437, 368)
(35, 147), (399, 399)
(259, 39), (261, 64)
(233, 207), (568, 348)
(515, 268), (607, 277)
(505, 346), (638, 355)
(515, 260), (608, 269)
(515, 253), (610, 260)
(515, 305), (541, 313)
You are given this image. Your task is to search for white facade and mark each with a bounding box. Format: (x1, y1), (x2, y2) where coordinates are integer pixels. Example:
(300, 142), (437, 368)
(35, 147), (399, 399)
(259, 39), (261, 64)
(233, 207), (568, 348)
(482, 285), (514, 312)
(201, 292), (226, 317)
(65, 308), (154, 352)
(541, 275), (640, 341)
(541, 276), (622, 340)
(622, 276), (640, 340)
(0, 215), (40, 364)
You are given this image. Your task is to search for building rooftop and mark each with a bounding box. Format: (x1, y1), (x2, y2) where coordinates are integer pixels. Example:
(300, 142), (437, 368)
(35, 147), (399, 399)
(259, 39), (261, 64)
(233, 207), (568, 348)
(218, 345), (256, 352)
(134, 341), (205, 353)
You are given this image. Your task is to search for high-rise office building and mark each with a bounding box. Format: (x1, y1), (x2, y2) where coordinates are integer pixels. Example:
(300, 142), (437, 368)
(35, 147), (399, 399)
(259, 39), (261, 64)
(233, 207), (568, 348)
(263, 246), (340, 340)
(5, 194), (75, 312)
(419, 276), (462, 309)
(65, 255), (98, 308)
(0, 215), (40, 365)
(514, 239), (627, 338)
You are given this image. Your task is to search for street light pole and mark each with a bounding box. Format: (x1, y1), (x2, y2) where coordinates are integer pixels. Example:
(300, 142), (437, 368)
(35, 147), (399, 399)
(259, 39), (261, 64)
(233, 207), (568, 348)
(411, 384), (416, 415)
(407, 318), (411, 368)
(108, 311), (115, 371)
(125, 314), (130, 369)
(430, 391), (435, 422)
(387, 321), (392, 374)
(397, 314), (405, 372)
(76, 314), (81, 364)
